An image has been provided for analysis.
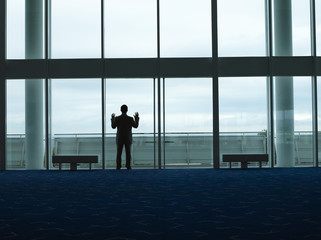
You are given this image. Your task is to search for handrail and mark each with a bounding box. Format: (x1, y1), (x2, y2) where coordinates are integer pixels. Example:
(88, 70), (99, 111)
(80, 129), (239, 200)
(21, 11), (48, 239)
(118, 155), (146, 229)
(6, 131), (315, 138)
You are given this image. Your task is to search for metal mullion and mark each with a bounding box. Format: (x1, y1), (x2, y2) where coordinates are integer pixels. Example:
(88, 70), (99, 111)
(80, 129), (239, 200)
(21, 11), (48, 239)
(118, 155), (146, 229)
(312, 76), (318, 167)
(212, 0), (219, 168)
(153, 78), (156, 169)
(157, 77), (161, 169)
(265, 0), (274, 168)
(45, 0), (50, 170)
(162, 78), (165, 169)
(0, 0), (6, 170)
(101, 0), (106, 169)
(310, 0), (317, 57)
(157, 0), (162, 169)
(310, 0), (318, 167)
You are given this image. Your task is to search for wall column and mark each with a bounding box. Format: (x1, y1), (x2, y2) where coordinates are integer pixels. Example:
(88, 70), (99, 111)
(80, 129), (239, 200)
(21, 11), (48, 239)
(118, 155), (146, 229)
(25, 0), (44, 169)
(274, 0), (294, 167)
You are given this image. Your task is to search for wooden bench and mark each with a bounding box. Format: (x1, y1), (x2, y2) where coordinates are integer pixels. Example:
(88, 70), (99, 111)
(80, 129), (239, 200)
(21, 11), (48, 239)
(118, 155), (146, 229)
(52, 155), (98, 171)
(223, 154), (268, 169)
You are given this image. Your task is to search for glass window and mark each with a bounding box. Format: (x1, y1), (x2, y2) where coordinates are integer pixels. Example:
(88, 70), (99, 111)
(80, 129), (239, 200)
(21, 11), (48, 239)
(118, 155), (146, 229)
(273, 0), (311, 56)
(6, 0), (25, 59)
(6, 79), (46, 169)
(317, 0), (321, 56)
(219, 77), (268, 168)
(51, 0), (101, 58)
(7, 0), (45, 59)
(164, 78), (213, 168)
(292, 0), (311, 56)
(105, 0), (157, 58)
(105, 79), (154, 169)
(218, 0), (266, 57)
(51, 79), (102, 169)
(273, 77), (313, 167)
(160, 0), (212, 57)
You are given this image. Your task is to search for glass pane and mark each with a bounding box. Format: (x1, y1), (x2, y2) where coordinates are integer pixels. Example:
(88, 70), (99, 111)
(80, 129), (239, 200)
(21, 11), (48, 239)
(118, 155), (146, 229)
(105, 0), (157, 58)
(218, 0), (266, 57)
(165, 78), (213, 168)
(6, 0), (25, 59)
(7, 0), (45, 59)
(317, 0), (321, 56)
(160, 0), (212, 57)
(273, 77), (313, 167)
(273, 0), (311, 56)
(51, 79), (102, 169)
(106, 79), (154, 169)
(292, 0), (311, 56)
(51, 0), (101, 58)
(219, 77), (268, 168)
(6, 79), (46, 169)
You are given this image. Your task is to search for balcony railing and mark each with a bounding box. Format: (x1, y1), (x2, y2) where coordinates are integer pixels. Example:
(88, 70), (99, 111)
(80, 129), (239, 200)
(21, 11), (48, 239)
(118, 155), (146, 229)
(5, 131), (316, 169)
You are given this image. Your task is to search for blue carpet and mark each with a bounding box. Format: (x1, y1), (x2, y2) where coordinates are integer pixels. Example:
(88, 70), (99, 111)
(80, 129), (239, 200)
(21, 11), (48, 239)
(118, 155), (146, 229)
(1, 168), (321, 240)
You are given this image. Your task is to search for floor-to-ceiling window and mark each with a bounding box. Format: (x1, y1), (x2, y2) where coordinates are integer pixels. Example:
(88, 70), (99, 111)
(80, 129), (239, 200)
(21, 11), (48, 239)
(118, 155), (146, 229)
(164, 78), (213, 168)
(2, 0), (320, 170)
(219, 77), (268, 168)
(50, 79), (102, 169)
(6, 79), (46, 169)
(273, 76), (313, 167)
(105, 79), (154, 169)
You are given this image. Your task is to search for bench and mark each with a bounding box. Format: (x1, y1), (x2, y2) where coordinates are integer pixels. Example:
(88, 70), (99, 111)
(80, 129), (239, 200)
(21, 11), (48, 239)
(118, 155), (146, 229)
(52, 155), (98, 171)
(223, 154), (268, 169)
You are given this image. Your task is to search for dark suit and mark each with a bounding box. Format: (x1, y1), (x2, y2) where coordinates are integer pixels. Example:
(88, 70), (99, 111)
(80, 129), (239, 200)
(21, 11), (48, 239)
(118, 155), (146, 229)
(111, 113), (139, 169)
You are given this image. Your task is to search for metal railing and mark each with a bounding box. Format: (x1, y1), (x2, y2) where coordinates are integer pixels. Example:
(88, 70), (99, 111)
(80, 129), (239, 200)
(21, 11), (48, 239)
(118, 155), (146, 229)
(5, 131), (317, 169)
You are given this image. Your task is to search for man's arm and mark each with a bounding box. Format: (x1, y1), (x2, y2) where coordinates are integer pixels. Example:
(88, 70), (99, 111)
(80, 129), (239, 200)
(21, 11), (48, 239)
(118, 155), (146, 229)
(111, 113), (117, 129)
(133, 112), (139, 128)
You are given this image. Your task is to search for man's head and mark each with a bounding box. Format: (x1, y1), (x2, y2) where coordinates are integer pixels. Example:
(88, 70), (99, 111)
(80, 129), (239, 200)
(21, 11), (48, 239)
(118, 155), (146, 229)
(121, 104), (128, 113)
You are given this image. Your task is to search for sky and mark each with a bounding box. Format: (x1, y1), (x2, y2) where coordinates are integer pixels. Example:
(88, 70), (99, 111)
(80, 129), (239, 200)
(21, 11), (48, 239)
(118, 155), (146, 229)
(5, 0), (321, 135)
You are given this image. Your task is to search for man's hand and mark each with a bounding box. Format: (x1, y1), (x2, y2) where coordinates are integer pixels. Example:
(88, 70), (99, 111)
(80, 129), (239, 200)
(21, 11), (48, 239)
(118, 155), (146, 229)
(111, 113), (115, 118)
(134, 112), (139, 118)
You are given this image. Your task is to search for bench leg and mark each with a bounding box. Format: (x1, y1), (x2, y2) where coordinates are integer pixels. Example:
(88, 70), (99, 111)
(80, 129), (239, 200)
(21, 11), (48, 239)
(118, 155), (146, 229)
(241, 161), (248, 169)
(229, 162), (232, 168)
(59, 163), (61, 171)
(259, 162), (262, 168)
(70, 163), (77, 171)
(90, 163), (92, 171)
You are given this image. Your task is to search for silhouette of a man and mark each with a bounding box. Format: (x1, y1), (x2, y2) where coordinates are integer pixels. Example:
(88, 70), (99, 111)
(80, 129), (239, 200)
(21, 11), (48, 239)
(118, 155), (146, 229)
(111, 105), (139, 170)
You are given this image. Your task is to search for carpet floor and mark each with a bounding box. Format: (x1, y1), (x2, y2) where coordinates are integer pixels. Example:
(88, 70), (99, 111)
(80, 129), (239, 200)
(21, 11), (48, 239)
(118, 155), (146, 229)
(1, 168), (321, 240)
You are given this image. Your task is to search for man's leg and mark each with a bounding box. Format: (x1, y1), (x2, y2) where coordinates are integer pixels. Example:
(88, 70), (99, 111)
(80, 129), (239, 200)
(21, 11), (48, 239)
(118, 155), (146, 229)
(125, 143), (132, 170)
(116, 143), (123, 169)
